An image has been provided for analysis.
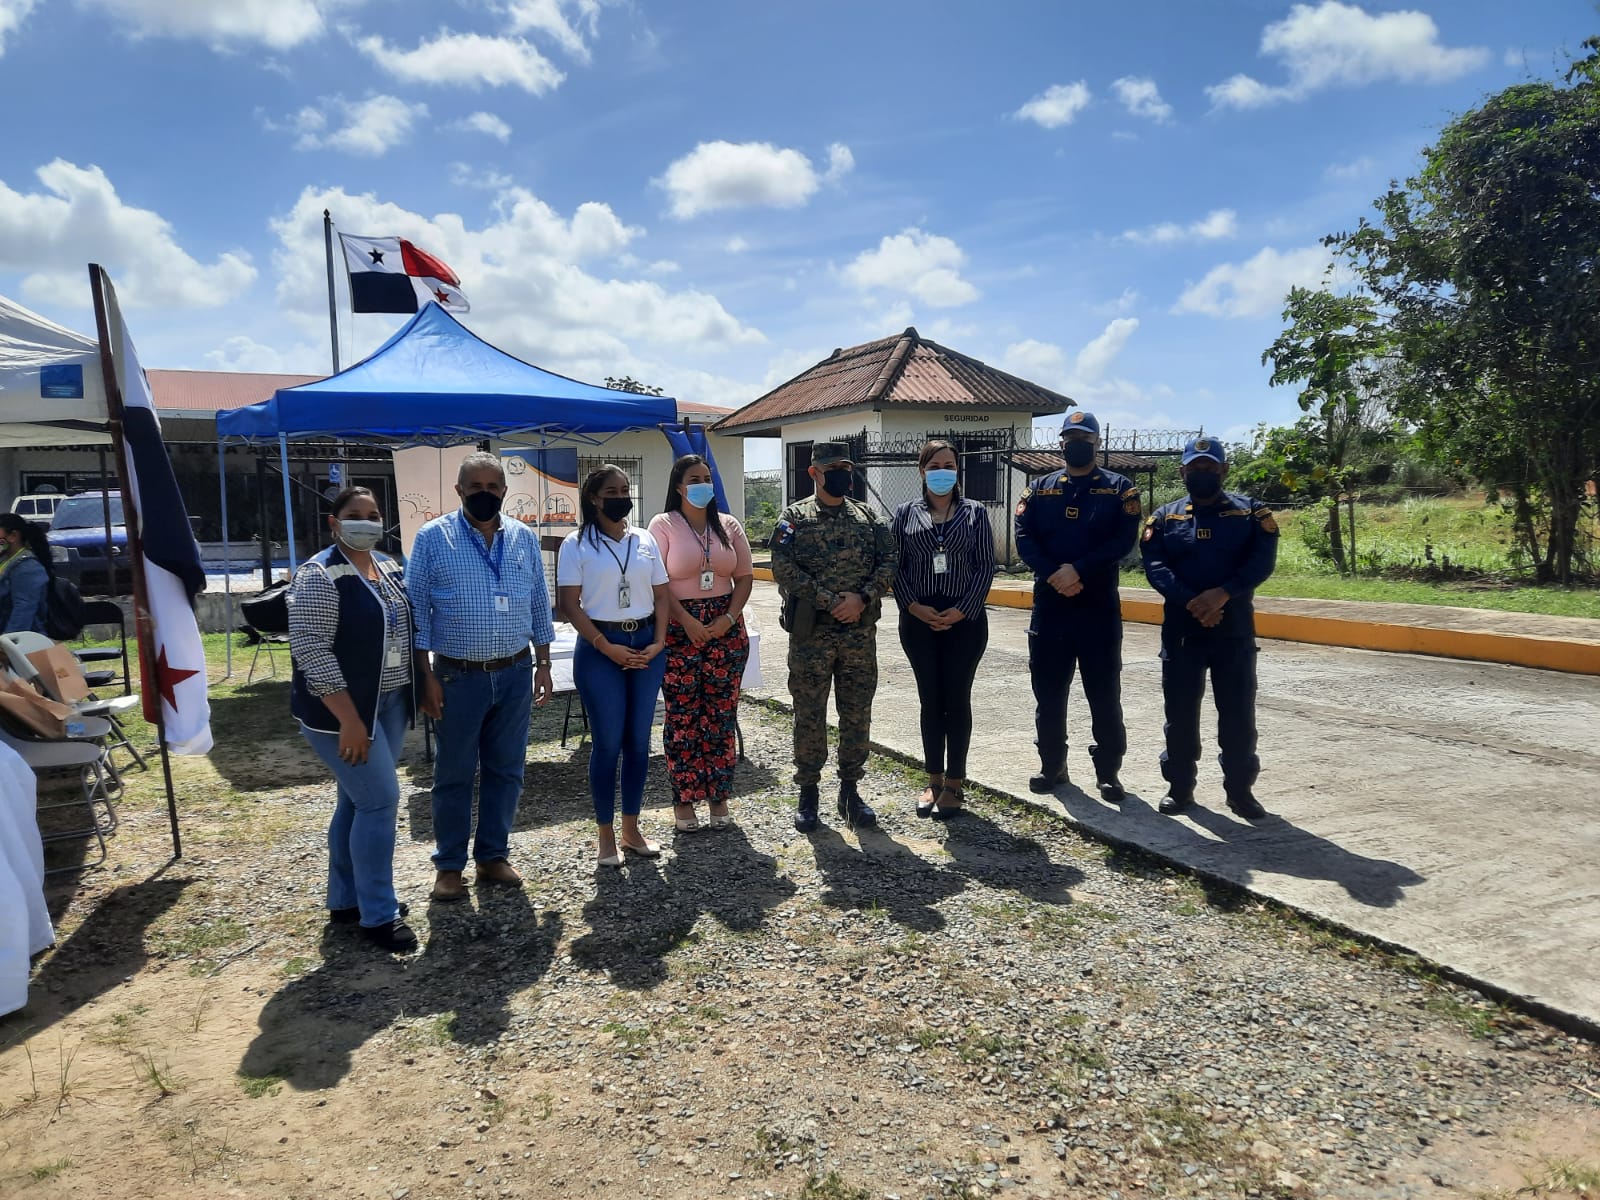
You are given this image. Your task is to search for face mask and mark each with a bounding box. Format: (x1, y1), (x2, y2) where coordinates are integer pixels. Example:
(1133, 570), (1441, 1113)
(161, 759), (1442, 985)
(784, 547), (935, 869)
(337, 519), (383, 551)
(462, 490), (502, 522)
(924, 468), (958, 496)
(1062, 440), (1097, 468)
(821, 467), (853, 498)
(601, 496), (634, 522)
(684, 482), (716, 509)
(1185, 471), (1224, 501)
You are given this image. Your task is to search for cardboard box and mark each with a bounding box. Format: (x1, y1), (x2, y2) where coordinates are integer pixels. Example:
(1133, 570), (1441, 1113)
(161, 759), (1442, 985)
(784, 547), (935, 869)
(0, 677), (71, 738)
(25, 643), (89, 703)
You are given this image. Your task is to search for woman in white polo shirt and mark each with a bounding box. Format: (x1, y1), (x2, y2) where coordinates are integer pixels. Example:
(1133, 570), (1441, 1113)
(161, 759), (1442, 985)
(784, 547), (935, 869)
(557, 464), (671, 866)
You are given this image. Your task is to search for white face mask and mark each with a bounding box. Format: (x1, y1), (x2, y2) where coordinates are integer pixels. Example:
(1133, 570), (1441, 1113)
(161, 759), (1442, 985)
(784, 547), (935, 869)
(337, 519), (383, 551)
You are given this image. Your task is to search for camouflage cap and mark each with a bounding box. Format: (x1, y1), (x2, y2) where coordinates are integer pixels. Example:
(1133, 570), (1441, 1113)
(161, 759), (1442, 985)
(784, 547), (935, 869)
(810, 441), (853, 466)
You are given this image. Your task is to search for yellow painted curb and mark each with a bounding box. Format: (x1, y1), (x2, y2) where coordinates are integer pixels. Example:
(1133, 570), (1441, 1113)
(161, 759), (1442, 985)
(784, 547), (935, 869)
(750, 565), (1600, 675)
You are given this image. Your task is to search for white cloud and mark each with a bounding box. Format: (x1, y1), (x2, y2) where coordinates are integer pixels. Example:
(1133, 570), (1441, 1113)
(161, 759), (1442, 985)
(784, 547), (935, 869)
(1014, 81), (1092, 128)
(1121, 208), (1237, 245)
(505, 0), (599, 62)
(1074, 317), (1139, 381)
(450, 163), (515, 191)
(0, 0), (37, 57)
(285, 95), (428, 156)
(1004, 320), (1173, 423)
(843, 227), (979, 308)
(1111, 75), (1173, 122)
(271, 185), (762, 381)
(1094, 288), (1140, 315)
(359, 31), (565, 94)
(1324, 154), (1376, 180)
(455, 111), (512, 142)
(0, 159), (256, 309)
(724, 236), (750, 254)
(79, 0), (341, 49)
(1001, 338), (1067, 384)
(1207, 1), (1489, 109)
(205, 335), (308, 374)
(1172, 245), (1335, 318)
(656, 140), (852, 219)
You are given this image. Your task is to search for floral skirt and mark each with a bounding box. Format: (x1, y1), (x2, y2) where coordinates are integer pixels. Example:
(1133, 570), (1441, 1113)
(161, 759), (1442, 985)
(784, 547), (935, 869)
(662, 594), (750, 804)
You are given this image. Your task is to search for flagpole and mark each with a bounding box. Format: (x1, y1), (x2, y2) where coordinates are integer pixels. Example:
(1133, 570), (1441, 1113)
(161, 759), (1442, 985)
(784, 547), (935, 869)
(88, 263), (182, 861)
(324, 210), (341, 374)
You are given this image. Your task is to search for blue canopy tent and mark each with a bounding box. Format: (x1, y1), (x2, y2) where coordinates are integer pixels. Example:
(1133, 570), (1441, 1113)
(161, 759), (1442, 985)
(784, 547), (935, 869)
(212, 303), (677, 673)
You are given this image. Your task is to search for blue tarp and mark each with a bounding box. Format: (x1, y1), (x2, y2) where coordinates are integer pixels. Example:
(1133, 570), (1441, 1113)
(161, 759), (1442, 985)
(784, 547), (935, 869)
(660, 422), (730, 512)
(214, 302), (677, 445)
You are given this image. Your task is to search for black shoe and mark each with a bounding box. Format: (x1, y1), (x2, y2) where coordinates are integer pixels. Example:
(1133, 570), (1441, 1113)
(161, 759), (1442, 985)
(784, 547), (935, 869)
(794, 784), (821, 833)
(1158, 791), (1195, 816)
(1028, 767), (1068, 794)
(360, 919), (418, 952)
(837, 781), (877, 829)
(1096, 776), (1126, 805)
(1227, 792), (1269, 821)
(331, 901), (409, 925)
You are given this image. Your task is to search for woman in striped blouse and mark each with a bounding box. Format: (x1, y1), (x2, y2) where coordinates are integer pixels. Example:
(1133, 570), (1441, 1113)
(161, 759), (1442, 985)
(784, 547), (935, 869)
(890, 440), (995, 820)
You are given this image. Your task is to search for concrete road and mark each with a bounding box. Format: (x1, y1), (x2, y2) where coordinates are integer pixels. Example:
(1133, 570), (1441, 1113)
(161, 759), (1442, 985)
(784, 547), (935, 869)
(740, 582), (1600, 1031)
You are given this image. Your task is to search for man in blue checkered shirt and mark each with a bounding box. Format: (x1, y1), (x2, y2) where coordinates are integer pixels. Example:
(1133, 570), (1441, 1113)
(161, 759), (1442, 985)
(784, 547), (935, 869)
(406, 452), (555, 902)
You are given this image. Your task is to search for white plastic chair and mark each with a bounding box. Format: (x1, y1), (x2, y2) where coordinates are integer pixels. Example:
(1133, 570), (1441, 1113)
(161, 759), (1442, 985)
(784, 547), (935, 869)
(0, 631), (145, 775)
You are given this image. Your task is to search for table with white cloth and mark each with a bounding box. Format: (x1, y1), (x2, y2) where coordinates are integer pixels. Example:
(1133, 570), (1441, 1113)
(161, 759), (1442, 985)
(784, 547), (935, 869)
(0, 740), (54, 1017)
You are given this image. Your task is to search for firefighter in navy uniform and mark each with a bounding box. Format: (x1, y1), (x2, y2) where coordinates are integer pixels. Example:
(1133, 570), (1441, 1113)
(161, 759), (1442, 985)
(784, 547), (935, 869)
(1140, 436), (1280, 820)
(1014, 411), (1143, 803)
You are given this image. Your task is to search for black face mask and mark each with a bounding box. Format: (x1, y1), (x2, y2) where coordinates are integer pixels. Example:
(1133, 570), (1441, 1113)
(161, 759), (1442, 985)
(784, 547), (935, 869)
(1062, 440), (1097, 468)
(463, 490), (503, 522)
(1185, 471), (1224, 501)
(820, 467), (854, 498)
(601, 496), (634, 522)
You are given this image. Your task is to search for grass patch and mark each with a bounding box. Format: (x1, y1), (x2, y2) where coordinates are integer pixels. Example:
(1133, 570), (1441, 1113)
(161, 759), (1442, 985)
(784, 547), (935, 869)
(29, 1158), (72, 1180)
(1423, 993), (1504, 1040)
(956, 1030), (1020, 1063)
(139, 1050), (183, 1098)
(280, 956), (313, 977)
(600, 1020), (653, 1049)
(799, 1173), (873, 1200)
(1536, 1157), (1600, 1191)
(235, 1070), (283, 1099)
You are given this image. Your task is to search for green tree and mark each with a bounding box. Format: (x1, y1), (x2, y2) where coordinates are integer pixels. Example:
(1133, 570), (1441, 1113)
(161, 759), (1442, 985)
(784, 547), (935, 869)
(604, 375), (665, 396)
(1262, 288), (1396, 573)
(1333, 39), (1600, 583)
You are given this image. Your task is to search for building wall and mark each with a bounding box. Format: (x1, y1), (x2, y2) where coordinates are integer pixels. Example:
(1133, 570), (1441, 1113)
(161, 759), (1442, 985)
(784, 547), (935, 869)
(776, 411), (884, 504)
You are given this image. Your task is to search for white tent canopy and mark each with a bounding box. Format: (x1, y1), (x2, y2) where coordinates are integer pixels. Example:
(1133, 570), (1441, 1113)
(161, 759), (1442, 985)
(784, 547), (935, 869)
(0, 293), (112, 445)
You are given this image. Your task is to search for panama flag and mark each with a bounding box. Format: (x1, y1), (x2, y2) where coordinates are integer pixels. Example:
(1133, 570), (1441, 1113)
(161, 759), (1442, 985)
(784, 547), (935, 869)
(89, 267), (212, 755)
(339, 234), (470, 314)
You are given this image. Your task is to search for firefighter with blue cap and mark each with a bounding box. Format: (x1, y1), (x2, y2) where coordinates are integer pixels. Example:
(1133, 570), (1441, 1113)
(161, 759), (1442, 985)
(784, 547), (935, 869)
(1014, 410), (1143, 802)
(1140, 435), (1280, 820)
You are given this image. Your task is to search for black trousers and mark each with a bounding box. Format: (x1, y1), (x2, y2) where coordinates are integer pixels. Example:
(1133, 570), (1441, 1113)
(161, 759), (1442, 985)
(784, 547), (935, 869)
(1158, 629), (1260, 798)
(898, 611), (988, 777)
(1028, 591), (1125, 779)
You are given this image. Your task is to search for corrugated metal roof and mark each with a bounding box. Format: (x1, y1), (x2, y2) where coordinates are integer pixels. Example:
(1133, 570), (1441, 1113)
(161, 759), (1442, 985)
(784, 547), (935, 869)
(1010, 449), (1163, 475)
(145, 368), (728, 421)
(713, 327), (1072, 434)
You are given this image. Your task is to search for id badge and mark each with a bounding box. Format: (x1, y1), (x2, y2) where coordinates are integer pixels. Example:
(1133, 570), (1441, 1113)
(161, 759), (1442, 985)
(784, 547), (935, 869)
(699, 568), (715, 592)
(618, 583), (631, 608)
(386, 647), (404, 669)
(493, 593), (509, 613)
(932, 551), (949, 575)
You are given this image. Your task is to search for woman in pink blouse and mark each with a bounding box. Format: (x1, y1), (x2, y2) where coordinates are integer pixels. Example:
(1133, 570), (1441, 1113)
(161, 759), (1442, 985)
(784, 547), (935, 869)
(648, 455), (754, 832)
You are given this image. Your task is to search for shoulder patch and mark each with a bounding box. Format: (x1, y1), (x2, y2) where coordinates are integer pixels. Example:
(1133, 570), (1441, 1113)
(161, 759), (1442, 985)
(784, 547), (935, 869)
(771, 518), (796, 547)
(1142, 516), (1157, 543)
(1257, 508), (1279, 534)
(1020, 486), (1033, 501)
(1123, 496), (1142, 516)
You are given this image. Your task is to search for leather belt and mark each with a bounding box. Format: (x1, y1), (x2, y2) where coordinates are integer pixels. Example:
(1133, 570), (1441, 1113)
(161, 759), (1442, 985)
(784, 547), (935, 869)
(592, 618), (646, 633)
(434, 646), (531, 672)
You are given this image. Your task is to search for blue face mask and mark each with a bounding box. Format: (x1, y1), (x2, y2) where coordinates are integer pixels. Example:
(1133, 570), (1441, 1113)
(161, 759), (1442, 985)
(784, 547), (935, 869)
(684, 482), (716, 509)
(924, 468), (958, 496)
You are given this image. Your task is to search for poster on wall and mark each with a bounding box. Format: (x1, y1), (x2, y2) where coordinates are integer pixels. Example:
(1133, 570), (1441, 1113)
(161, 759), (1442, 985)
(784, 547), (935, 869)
(391, 444), (582, 556)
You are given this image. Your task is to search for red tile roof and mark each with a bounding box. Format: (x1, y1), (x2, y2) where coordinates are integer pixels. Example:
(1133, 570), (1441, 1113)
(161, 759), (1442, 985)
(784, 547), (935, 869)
(146, 368), (727, 421)
(712, 327), (1072, 435)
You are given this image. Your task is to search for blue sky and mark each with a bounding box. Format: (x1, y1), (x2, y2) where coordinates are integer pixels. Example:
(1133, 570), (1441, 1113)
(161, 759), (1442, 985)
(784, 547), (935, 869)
(0, 0), (1591, 469)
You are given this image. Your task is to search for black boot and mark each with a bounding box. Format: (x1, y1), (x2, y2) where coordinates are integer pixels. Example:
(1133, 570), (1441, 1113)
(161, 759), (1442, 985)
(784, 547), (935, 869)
(794, 784), (821, 832)
(837, 780), (877, 829)
(1226, 791), (1268, 821)
(1158, 789), (1195, 815)
(360, 919), (418, 953)
(332, 901), (409, 925)
(1096, 775), (1126, 804)
(1028, 765), (1068, 794)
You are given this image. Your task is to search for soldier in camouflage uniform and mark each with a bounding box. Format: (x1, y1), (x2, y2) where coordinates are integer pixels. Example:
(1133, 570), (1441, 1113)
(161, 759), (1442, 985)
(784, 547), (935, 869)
(770, 442), (899, 832)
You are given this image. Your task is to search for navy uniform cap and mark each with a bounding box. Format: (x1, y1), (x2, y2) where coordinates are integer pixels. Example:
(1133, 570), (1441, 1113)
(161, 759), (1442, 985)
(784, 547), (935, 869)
(1060, 410), (1100, 437)
(810, 441), (853, 466)
(1181, 436), (1226, 466)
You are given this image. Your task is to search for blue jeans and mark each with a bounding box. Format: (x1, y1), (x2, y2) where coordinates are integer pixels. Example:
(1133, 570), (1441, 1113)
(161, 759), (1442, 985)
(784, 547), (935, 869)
(431, 658), (534, 872)
(573, 625), (666, 826)
(302, 689), (409, 928)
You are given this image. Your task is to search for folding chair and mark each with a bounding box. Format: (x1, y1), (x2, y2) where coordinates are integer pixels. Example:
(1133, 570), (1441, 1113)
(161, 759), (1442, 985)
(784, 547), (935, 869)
(0, 706), (118, 871)
(0, 631), (146, 776)
(241, 581), (292, 683)
(75, 599), (131, 695)
(246, 631), (290, 682)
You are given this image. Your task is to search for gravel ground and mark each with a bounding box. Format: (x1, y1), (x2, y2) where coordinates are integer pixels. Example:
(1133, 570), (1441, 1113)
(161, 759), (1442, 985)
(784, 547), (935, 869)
(2, 691), (1597, 1200)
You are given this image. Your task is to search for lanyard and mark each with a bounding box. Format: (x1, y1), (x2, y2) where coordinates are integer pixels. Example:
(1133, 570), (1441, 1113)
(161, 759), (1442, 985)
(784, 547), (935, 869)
(462, 512), (505, 581)
(599, 531), (634, 583)
(683, 512), (714, 567)
(929, 501), (955, 552)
